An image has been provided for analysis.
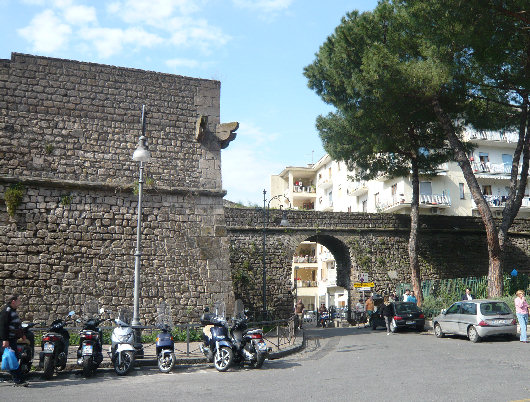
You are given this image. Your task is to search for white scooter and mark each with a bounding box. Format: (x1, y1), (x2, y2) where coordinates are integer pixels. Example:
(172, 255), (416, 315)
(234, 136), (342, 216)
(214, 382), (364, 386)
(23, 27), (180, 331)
(108, 311), (144, 376)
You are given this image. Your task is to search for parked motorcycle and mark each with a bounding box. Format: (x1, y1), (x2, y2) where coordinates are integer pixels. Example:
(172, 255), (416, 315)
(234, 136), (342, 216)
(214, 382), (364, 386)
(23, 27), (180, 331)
(109, 311), (144, 376)
(230, 300), (269, 369)
(17, 322), (37, 374)
(319, 311), (330, 328)
(76, 308), (104, 377)
(39, 311), (75, 380)
(199, 301), (234, 372)
(155, 323), (175, 373)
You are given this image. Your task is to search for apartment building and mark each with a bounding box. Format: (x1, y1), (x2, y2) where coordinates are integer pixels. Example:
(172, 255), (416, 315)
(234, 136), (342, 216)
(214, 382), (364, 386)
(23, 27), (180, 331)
(272, 129), (530, 311)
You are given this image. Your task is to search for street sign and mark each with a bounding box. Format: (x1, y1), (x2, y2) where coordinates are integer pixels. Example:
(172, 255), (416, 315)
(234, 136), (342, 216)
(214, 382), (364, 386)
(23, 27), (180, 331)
(358, 287), (371, 291)
(354, 282), (374, 288)
(358, 272), (369, 282)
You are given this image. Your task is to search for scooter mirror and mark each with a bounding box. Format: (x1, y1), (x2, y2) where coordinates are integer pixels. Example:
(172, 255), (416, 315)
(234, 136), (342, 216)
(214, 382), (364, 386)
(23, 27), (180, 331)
(99, 307), (105, 314)
(203, 307), (210, 313)
(68, 311), (75, 316)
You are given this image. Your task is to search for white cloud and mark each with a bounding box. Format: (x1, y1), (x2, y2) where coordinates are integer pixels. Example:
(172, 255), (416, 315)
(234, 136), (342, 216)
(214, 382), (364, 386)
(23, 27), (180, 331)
(63, 5), (97, 25)
(18, 9), (72, 53)
(232, 0), (293, 13)
(168, 17), (230, 51)
(107, 0), (200, 26)
(80, 26), (163, 58)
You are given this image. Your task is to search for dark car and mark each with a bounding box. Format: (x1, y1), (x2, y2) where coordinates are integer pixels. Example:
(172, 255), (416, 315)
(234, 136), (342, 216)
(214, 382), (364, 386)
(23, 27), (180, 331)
(370, 302), (425, 332)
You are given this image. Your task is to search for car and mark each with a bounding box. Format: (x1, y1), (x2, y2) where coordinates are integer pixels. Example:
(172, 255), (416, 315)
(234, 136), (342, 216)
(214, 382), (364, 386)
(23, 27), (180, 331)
(432, 299), (517, 343)
(370, 302), (425, 332)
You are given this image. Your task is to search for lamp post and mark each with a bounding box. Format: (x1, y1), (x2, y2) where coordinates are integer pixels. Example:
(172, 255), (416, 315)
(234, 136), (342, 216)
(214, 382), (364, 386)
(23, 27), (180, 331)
(261, 189), (290, 320)
(131, 105), (151, 327)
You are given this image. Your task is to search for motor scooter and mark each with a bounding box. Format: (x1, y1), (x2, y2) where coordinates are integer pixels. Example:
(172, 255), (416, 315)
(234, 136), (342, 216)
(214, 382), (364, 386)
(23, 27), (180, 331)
(155, 323), (175, 373)
(39, 311), (75, 380)
(76, 308), (105, 377)
(199, 301), (234, 372)
(17, 322), (37, 375)
(108, 310), (144, 376)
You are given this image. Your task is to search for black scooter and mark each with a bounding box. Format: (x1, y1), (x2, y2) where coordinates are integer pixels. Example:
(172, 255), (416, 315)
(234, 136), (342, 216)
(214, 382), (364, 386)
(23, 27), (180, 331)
(155, 323), (175, 373)
(39, 311), (75, 380)
(17, 322), (36, 374)
(76, 313), (104, 377)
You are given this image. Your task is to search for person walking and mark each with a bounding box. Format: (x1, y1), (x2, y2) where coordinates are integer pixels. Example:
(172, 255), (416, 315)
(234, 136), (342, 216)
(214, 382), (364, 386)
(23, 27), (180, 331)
(514, 290), (529, 343)
(461, 288), (475, 301)
(0, 294), (28, 386)
(409, 291), (417, 304)
(381, 296), (394, 335)
(294, 299), (305, 330)
(365, 296), (374, 328)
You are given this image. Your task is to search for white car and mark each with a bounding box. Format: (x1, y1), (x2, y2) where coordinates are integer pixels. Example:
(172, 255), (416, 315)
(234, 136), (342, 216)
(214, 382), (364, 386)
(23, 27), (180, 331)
(433, 300), (517, 343)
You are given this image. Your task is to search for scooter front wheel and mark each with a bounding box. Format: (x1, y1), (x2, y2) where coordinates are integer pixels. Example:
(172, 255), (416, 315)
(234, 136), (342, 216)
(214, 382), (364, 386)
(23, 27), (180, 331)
(158, 352), (175, 373)
(250, 351), (266, 369)
(214, 346), (233, 372)
(114, 350), (135, 376)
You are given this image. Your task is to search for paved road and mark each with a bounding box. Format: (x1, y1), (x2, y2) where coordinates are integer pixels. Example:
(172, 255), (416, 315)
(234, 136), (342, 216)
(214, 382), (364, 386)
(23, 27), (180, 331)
(3, 325), (530, 401)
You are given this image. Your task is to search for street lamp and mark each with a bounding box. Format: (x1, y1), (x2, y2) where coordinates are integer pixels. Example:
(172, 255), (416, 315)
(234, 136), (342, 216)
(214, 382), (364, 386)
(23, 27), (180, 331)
(131, 105), (151, 327)
(261, 189), (290, 320)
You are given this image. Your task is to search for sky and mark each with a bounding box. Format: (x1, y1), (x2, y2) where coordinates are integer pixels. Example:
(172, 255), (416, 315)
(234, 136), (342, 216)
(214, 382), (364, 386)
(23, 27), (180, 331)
(0, 0), (379, 205)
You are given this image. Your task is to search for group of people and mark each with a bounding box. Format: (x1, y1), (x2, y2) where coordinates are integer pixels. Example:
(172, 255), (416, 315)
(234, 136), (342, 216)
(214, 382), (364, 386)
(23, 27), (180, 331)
(0, 294), (28, 386)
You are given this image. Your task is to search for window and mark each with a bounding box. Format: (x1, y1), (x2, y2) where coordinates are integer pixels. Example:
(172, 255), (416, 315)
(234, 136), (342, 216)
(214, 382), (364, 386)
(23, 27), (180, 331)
(328, 191), (333, 204)
(420, 182), (432, 195)
(362, 200), (367, 212)
(445, 303), (460, 315)
(461, 303), (477, 315)
(482, 185), (492, 195)
(502, 154), (512, 173)
(328, 167), (332, 179)
(480, 302), (511, 316)
(391, 183), (397, 196)
(459, 183), (465, 199)
(479, 152), (489, 163)
(374, 192), (380, 206)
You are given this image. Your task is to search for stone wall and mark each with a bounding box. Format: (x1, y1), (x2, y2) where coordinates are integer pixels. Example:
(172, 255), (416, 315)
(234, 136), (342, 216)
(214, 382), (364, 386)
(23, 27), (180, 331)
(0, 53), (234, 324)
(225, 207), (530, 317)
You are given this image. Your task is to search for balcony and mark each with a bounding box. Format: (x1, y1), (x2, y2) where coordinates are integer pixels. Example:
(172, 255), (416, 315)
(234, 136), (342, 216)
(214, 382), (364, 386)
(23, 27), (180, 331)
(293, 255), (317, 264)
(319, 178), (333, 190)
(295, 280), (318, 288)
(376, 193), (451, 212)
(292, 185), (316, 194)
(467, 130), (519, 144)
(471, 162), (517, 177)
(348, 181), (368, 196)
(473, 195), (530, 210)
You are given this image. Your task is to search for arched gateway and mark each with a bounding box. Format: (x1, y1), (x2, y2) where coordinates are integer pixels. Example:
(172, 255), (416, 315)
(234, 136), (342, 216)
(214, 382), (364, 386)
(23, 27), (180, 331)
(225, 207), (530, 319)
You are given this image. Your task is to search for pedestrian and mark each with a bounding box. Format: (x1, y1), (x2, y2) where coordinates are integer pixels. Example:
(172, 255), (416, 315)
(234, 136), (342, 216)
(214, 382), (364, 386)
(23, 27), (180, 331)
(294, 299), (305, 330)
(402, 289), (411, 302)
(381, 296), (394, 335)
(514, 290), (529, 343)
(409, 291), (417, 304)
(365, 296), (374, 328)
(461, 288), (475, 301)
(0, 294), (28, 386)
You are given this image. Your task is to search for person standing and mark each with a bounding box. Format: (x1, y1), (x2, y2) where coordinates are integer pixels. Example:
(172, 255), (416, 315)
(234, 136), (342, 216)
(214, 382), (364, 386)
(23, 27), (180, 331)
(381, 296), (394, 335)
(402, 289), (411, 302)
(365, 296), (374, 328)
(409, 291), (417, 304)
(0, 294), (28, 386)
(461, 288), (475, 301)
(294, 299), (305, 330)
(514, 290), (529, 343)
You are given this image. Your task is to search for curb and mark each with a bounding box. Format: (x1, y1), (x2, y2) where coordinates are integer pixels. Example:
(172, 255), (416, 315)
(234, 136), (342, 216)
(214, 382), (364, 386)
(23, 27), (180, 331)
(269, 331), (305, 360)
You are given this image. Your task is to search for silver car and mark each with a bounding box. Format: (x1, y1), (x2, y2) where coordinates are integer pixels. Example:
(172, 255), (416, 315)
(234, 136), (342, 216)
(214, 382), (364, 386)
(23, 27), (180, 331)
(433, 299), (516, 343)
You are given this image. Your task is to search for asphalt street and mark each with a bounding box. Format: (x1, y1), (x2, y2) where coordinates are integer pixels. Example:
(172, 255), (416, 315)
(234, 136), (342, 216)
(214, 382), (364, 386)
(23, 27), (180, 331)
(2, 325), (530, 402)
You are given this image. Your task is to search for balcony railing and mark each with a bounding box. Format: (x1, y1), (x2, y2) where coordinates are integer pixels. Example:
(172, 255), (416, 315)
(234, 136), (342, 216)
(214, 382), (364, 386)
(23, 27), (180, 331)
(473, 195), (530, 209)
(376, 193), (451, 211)
(293, 255), (317, 263)
(295, 280), (318, 288)
(292, 185), (316, 194)
(471, 162), (517, 175)
(467, 130), (519, 143)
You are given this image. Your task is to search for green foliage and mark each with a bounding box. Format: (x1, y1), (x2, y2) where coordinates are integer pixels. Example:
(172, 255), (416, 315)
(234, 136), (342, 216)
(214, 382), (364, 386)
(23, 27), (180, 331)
(60, 194), (73, 206)
(4, 183), (24, 217)
(45, 144), (54, 155)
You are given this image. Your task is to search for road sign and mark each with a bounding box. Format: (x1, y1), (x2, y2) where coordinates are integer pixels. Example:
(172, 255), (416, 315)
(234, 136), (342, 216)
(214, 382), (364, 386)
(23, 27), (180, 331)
(358, 287), (371, 291)
(354, 282), (374, 288)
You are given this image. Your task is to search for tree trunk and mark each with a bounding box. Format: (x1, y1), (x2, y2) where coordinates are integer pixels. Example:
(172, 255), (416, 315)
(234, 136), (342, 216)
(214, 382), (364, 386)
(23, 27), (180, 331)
(409, 158), (423, 306)
(432, 97), (503, 297)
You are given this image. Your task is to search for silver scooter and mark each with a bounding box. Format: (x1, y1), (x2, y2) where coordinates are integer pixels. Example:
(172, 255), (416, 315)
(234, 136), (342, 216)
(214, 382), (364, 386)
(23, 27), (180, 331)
(108, 310), (144, 376)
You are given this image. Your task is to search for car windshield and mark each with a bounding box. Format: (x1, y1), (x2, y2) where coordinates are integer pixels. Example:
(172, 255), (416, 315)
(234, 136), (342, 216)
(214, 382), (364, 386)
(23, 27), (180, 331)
(480, 302), (511, 316)
(395, 303), (420, 314)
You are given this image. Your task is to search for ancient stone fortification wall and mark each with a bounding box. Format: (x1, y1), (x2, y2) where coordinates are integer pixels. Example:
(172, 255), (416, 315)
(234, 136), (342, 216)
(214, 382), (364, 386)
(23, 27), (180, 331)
(0, 53), (233, 323)
(225, 207), (530, 317)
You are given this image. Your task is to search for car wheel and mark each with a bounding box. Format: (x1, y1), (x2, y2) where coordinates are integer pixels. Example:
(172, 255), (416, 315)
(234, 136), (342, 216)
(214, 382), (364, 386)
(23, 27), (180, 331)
(467, 325), (481, 343)
(390, 319), (397, 333)
(434, 323), (445, 338)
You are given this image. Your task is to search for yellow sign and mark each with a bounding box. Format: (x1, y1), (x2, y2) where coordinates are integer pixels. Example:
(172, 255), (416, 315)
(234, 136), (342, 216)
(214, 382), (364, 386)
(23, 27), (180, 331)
(354, 282), (374, 288)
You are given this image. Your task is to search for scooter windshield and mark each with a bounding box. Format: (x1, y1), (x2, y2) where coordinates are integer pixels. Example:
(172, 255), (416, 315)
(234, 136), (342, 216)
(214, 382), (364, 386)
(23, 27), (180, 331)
(233, 299), (245, 320)
(213, 301), (226, 320)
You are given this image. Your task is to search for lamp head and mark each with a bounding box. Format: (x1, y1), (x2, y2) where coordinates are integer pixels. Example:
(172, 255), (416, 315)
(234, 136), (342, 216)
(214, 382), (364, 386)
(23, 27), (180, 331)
(133, 136), (151, 162)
